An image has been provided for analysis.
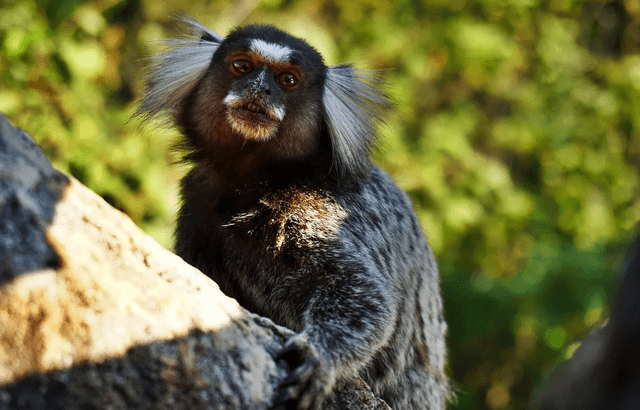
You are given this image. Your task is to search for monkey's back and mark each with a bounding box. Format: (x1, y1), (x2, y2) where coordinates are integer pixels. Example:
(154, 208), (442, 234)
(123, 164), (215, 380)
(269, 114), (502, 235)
(175, 164), (448, 409)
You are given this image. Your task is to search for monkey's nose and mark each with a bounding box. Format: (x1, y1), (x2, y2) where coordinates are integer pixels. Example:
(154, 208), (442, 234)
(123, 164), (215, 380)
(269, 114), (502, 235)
(245, 81), (271, 96)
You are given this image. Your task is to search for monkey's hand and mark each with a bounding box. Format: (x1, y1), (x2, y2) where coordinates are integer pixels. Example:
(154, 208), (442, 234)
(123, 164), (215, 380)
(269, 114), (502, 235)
(271, 335), (336, 410)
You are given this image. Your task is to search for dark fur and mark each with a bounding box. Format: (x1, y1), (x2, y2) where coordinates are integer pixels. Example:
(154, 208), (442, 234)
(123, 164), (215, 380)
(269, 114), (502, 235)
(140, 20), (449, 410)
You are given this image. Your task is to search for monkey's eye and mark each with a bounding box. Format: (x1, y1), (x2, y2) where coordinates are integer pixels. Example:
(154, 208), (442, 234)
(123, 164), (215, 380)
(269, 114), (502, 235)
(231, 59), (253, 75)
(278, 72), (298, 88)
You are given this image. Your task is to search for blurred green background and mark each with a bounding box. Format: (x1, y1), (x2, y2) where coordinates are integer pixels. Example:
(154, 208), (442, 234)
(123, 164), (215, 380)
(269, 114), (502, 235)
(1, 0), (639, 408)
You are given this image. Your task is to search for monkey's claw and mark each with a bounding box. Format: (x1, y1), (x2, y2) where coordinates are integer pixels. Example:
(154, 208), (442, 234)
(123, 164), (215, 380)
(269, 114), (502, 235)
(271, 337), (334, 410)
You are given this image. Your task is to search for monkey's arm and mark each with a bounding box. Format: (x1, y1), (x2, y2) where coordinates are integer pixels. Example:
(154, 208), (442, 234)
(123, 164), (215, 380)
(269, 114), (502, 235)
(272, 254), (398, 410)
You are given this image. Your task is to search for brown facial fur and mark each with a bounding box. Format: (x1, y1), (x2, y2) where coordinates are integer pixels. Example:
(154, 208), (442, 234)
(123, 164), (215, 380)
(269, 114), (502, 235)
(225, 104), (280, 140)
(182, 58), (321, 167)
(220, 51), (307, 141)
(225, 51), (305, 88)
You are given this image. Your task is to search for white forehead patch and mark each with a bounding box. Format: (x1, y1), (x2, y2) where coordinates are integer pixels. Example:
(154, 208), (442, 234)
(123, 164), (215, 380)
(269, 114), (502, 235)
(250, 39), (292, 63)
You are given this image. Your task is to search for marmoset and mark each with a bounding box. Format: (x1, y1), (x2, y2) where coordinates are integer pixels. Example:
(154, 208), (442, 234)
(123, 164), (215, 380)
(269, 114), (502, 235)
(139, 19), (449, 410)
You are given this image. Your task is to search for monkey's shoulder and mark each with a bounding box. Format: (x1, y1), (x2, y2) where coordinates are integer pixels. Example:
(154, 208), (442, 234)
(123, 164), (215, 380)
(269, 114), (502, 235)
(337, 167), (426, 238)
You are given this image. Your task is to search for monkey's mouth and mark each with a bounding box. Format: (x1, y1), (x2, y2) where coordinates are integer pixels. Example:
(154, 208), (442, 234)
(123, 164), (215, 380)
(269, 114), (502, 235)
(226, 101), (282, 140)
(243, 102), (268, 116)
(233, 102), (279, 124)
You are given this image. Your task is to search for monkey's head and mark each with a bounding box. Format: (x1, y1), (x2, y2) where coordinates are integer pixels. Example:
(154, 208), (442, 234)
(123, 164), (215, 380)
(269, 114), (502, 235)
(196, 25), (327, 158)
(139, 19), (388, 175)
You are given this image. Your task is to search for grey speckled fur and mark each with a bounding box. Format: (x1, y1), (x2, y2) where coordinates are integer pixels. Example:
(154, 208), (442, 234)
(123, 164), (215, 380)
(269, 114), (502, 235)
(139, 18), (449, 410)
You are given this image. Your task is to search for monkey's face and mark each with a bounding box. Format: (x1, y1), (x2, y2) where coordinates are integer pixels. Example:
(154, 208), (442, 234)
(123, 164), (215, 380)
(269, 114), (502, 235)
(222, 47), (302, 140)
(194, 26), (327, 157)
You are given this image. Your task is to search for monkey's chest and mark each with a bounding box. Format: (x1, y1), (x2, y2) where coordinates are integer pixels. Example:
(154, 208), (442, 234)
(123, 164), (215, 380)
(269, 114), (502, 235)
(220, 186), (345, 252)
(210, 187), (347, 326)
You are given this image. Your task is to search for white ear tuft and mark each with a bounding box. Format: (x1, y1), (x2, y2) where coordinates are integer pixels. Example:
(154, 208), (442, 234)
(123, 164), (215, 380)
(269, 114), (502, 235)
(137, 17), (224, 118)
(322, 65), (390, 176)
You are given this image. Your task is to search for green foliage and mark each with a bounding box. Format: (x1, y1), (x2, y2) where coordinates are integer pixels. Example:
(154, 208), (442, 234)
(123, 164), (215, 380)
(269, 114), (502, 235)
(1, 0), (639, 408)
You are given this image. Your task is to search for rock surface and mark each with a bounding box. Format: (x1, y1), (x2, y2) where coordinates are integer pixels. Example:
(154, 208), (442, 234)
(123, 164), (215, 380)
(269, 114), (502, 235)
(0, 114), (388, 409)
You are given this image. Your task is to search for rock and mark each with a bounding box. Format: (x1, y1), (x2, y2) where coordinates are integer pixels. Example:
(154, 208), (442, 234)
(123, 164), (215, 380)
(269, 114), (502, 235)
(0, 114), (388, 409)
(0, 115), (67, 282)
(536, 235), (640, 410)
